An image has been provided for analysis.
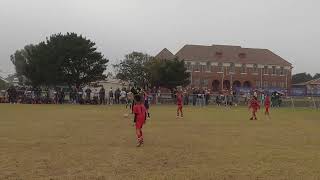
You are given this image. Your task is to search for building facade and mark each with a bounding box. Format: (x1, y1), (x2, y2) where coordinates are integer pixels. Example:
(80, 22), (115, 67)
(155, 44), (293, 92)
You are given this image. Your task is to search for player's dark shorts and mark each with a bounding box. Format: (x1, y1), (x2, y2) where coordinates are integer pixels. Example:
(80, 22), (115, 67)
(144, 101), (149, 109)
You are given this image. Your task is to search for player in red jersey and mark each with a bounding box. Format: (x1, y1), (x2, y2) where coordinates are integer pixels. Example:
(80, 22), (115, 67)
(176, 90), (184, 118)
(133, 95), (147, 147)
(249, 96), (260, 120)
(264, 95), (271, 118)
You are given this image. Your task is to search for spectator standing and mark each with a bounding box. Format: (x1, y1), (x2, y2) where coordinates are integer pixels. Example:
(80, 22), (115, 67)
(99, 86), (106, 105)
(156, 88), (161, 104)
(205, 89), (210, 105)
(192, 88), (197, 106)
(109, 88), (114, 105)
(183, 89), (189, 105)
(120, 89), (127, 104)
(85, 88), (92, 103)
(115, 88), (121, 104)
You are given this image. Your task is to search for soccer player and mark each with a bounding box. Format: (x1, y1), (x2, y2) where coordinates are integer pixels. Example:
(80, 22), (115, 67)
(126, 91), (134, 111)
(264, 95), (271, 118)
(133, 95), (147, 147)
(249, 96), (260, 120)
(176, 90), (184, 118)
(143, 90), (150, 119)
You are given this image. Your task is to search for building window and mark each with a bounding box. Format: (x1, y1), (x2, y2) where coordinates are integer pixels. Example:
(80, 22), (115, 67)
(241, 64), (247, 73)
(263, 81), (268, 88)
(229, 63), (235, 73)
(280, 67), (284, 75)
(216, 52), (223, 57)
(256, 81), (260, 88)
(186, 62), (192, 71)
(201, 64), (206, 72)
(194, 79), (200, 86)
(253, 64), (258, 73)
(239, 53), (246, 58)
(272, 66), (276, 75)
(264, 66), (268, 74)
(206, 62), (211, 72)
(194, 62), (200, 72)
(280, 82), (285, 88)
(218, 63), (223, 72)
(203, 79), (209, 86)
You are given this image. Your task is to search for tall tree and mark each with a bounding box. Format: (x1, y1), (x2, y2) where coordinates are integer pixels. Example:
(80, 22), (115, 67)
(0, 78), (8, 90)
(10, 33), (108, 87)
(10, 45), (34, 84)
(146, 58), (190, 89)
(114, 52), (151, 87)
(45, 33), (108, 87)
(292, 72), (313, 84)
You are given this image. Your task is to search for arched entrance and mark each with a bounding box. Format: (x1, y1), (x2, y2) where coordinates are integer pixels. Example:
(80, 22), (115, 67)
(243, 81), (252, 88)
(223, 80), (231, 90)
(232, 80), (241, 89)
(212, 80), (220, 92)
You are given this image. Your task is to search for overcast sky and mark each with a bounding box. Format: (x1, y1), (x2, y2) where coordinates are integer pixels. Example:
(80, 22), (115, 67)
(0, 0), (319, 76)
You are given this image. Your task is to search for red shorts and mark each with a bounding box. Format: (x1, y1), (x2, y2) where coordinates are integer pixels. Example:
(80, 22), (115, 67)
(265, 106), (270, 113)
(177, 105), (183, 110)
(135, 119), (144, 129)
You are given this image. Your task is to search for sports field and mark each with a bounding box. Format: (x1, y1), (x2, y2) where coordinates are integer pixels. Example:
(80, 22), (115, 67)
(0, 104), (320, 180)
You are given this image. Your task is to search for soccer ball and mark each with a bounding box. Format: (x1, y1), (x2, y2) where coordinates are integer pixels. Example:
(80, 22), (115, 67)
(123, 113), (129, 118)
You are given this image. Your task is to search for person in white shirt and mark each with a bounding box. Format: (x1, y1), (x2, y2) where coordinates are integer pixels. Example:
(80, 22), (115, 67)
(120, 89), (127, 104)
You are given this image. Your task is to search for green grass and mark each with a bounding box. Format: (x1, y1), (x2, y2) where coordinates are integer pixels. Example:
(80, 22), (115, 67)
(0, 104), (320, 180)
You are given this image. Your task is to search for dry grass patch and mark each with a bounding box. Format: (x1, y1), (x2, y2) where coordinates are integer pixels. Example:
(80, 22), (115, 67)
(0, 104), (320, 180)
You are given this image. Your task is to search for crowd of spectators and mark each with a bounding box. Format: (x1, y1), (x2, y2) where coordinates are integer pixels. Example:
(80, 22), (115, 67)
(1, 85), (282, 107)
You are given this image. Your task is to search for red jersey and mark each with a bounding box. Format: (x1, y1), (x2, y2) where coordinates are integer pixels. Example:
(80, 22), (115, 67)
(264, 96), (271, 107)
(177, 94), (183, 106)
(133, 104), (146, 123)
(249, 99), (260, 111)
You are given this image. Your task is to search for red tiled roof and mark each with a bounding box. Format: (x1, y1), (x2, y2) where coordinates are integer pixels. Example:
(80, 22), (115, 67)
(173, 44), (292, 66)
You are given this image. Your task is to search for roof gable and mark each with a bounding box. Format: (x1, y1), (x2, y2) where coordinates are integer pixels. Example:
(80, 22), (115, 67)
(155, 48), (175, 60)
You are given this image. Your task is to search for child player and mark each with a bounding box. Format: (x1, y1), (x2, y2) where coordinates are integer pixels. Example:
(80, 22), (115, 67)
(176, 89), (184, 118)
(133, 94), (147, 147)
(264, 94), (271, 119)
(249, 96), (260, 120)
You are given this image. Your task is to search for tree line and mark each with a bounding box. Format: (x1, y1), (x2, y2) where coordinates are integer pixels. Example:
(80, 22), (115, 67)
(9, 32), (190, 89)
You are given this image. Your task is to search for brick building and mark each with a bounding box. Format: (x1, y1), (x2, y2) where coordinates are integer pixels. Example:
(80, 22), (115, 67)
(155, 44), (293, 92)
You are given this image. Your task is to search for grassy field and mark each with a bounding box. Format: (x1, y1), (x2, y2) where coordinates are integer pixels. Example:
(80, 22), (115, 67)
(0, 104), (320, 180)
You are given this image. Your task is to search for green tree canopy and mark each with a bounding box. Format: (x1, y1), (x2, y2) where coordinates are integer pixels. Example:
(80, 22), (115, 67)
(0, 78), (8, 90)
(115, 53), (190, 89)
(146, 58), (190, 89)
(114, 52), (151, 88)
(10, 33), (108, 87)
(292, 73), (313, 84)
